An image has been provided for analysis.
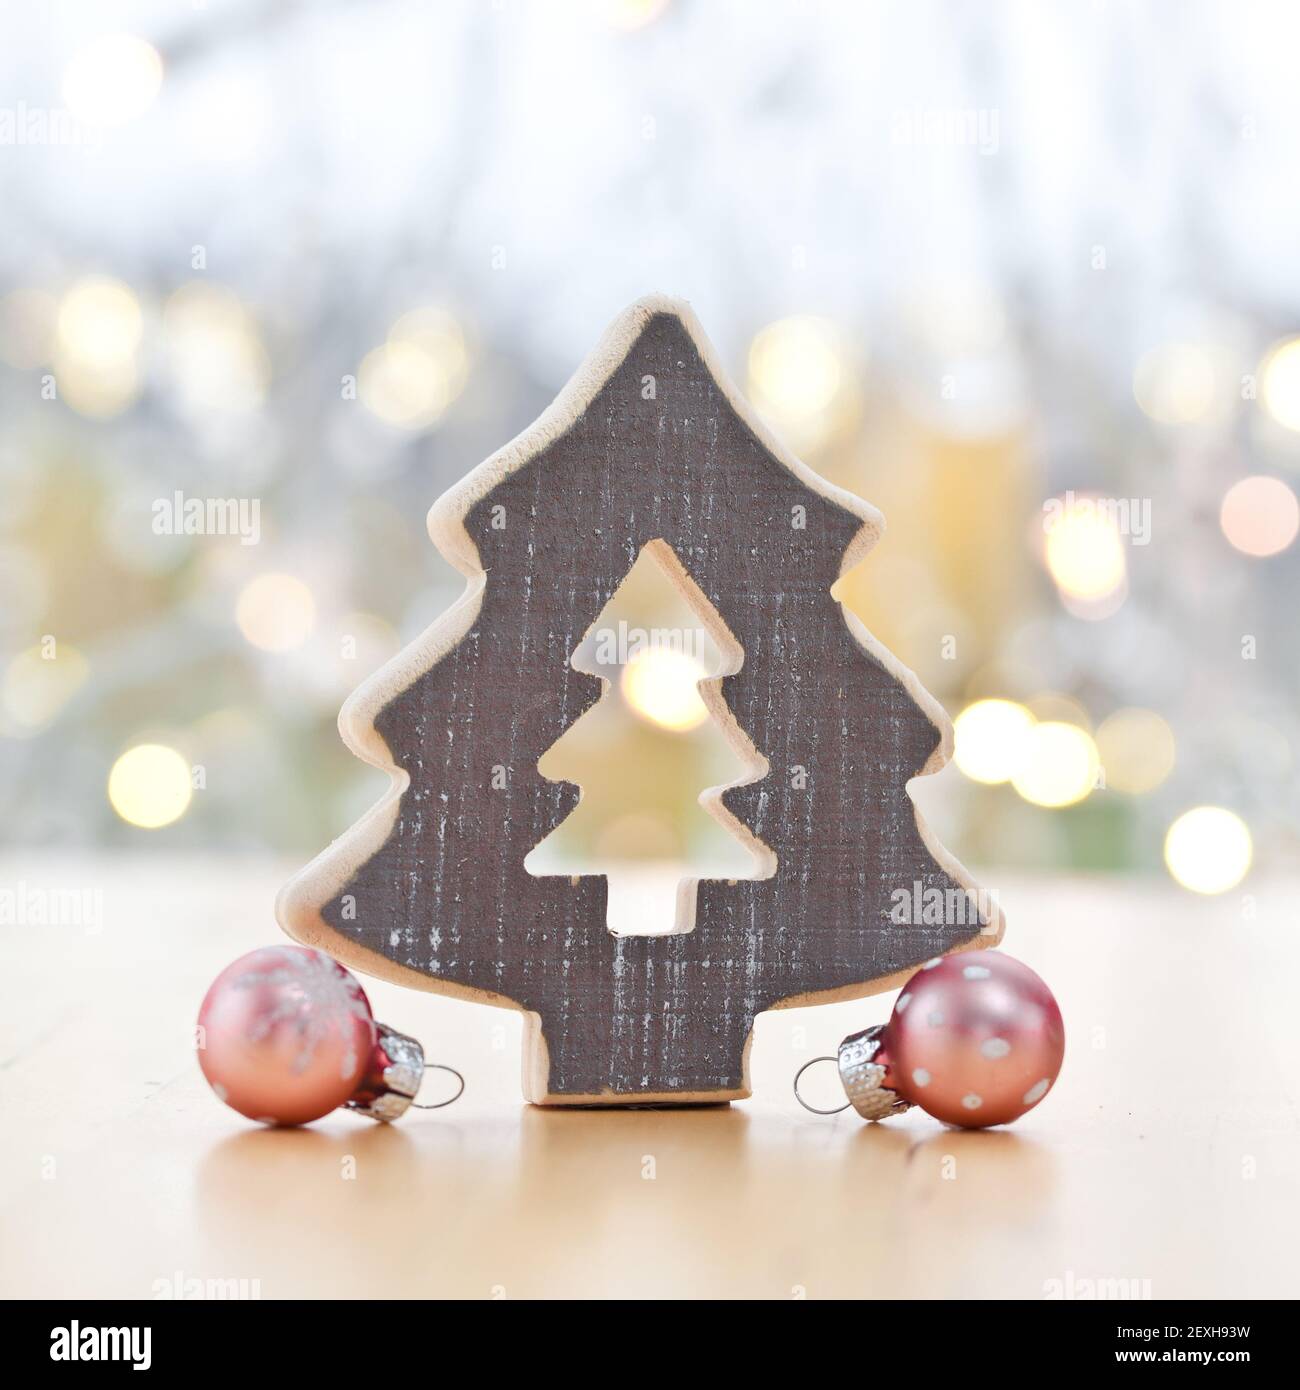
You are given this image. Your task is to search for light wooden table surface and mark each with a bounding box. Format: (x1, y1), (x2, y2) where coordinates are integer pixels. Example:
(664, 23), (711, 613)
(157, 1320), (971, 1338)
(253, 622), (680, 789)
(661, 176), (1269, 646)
(2, 854), (1296, 1300)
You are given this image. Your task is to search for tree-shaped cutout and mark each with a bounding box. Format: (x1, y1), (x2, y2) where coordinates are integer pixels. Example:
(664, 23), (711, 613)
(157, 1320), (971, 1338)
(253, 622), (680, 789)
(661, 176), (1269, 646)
(525, 539), (775, 937)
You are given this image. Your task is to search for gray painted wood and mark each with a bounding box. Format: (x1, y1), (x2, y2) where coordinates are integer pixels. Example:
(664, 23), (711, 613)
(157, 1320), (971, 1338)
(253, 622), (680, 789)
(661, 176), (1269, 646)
(318, 309), (991, 1101)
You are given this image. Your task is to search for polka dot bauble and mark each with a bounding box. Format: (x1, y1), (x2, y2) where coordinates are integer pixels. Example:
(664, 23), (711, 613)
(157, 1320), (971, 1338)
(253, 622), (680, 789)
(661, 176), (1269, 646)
(880, 952), (1065, 1127)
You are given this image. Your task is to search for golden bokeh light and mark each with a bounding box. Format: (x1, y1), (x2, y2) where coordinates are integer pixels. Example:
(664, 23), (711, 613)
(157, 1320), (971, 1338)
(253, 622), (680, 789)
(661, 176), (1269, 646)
(54, 276), (144, 417)
(107, 743), (192, 829)
(164, 282), (270, 414)
(1096, 708), (1176, 794)
(1043, 499), (1127, 601)
(952, 698), (1034, 784)
(1132, 341), (1218, 425)
(747, 315), (848, 450)
(621, 649), (710, 732)
(1, 645), (89, 737)
(1025, 692), (1092, 730)
(1219, 475), (1299, 558)
(1164, 806), (1252, 895)
(63, 34), (163, 126)
(390, 307), (469, 384)
(1260, 337), (1300, 432)
(360, 307), (469, 430)
(359, 342), (449, 427)
(58, 356), (141, 418)
(235, 573), (316, 653)
(1011, 721), (1100, 808)
(57, 276), (142, 367)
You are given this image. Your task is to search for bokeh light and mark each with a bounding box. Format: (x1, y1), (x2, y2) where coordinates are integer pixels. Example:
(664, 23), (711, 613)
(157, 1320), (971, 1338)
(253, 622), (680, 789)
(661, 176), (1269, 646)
(1025, 692), (1092, 730)
(1095, 711), (1179, 800)
(62, 34), (164, 126)
(1164, 806), (1252, 894)
(1011, 721), (1100, 808)
(359, 307), (468, 429)
(952, 698), (1034, 784)
(390, 307), (469, 375)
(1219, 475), (1299, 557)
(56, 354), (140, 418)
(54, 276), (143, 417)
(1260, 337), (1300, 432)
(1096, 708), (1176, 794)
(57, 277), (142, 367)
(164, 282), (270, 415)
(0, 10), (1290, 895)
(1043, 498), (1127, 601)
(747, 315), (848, 450)
(1132, 341), (1218, 425)
(1, 645), (89, 737)
(236, 573), (317, 652)
(621, 649), (710, 732)
(107, 743), (192, 829)
(360, 343), (449, 427)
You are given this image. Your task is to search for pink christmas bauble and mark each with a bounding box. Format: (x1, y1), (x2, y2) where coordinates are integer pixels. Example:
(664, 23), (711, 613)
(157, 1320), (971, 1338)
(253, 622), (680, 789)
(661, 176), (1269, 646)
(881, 951), (1064, 1128)
(197, 946), (377, 1125)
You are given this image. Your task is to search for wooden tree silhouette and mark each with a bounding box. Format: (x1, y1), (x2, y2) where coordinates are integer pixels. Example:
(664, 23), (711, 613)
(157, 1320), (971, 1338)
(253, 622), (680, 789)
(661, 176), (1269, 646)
(524, 538), (775, 938)
(278, 294), (1002, 1105)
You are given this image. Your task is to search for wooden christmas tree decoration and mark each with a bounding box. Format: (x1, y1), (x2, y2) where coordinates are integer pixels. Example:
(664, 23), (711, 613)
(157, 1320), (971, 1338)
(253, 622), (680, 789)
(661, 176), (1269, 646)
(277, 294), (1003, 1106)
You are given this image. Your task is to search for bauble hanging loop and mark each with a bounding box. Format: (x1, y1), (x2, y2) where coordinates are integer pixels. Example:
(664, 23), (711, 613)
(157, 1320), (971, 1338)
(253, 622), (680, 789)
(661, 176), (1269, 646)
(345, 1022), (464, 1121)
(794, 1025), (912, 1119)
(795, 950), (1064, 1129)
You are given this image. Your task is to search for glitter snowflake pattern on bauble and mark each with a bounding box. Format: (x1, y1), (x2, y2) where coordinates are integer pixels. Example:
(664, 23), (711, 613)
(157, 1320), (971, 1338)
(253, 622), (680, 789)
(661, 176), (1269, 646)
(230, 946), (371, 1078)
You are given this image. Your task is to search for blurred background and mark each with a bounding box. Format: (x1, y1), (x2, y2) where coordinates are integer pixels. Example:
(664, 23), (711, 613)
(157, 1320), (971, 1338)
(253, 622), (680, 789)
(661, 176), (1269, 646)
(3, 0), (1298, 904)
